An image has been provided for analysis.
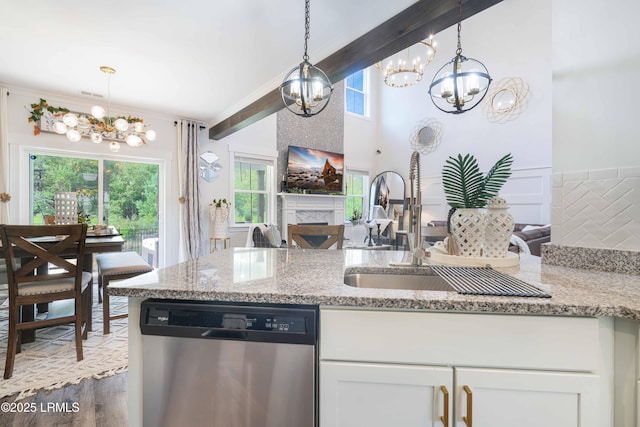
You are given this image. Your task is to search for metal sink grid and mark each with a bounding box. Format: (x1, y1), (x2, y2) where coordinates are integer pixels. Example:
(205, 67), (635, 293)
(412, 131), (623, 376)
(429, 265), (551, 298)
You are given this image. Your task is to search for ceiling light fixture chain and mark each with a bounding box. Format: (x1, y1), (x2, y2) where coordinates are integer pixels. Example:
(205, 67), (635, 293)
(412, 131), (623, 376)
(303, 0), (310, 61)
(279, 0), (333, 117)
(428, 0), (492, 114)
(456, 0), (462, 56)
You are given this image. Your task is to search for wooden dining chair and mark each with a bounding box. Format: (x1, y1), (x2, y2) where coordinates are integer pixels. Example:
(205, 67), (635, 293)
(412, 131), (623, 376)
(0, 224), (91, 379)
(287, 224), (345, 249)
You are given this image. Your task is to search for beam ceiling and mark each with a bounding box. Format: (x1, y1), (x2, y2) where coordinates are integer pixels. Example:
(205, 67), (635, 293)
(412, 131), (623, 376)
(209, 0), (503, 140)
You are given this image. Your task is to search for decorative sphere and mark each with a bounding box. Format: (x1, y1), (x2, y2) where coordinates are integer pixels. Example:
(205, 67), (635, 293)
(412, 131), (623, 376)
(114, 118), (129, 132)
(53, 121), (67, 134)
(91, 105), (106, 119)
(66, 129), (82, 142)
(62, 113), (79, 127)
(125, 134), (142, 147)
(90, 132), (103, 144)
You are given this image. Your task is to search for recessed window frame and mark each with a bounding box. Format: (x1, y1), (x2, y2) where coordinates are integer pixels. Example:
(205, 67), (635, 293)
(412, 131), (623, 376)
(344, 168), (370, 220)
(345, 68), (370, 118)
(229, 150), (276, 228)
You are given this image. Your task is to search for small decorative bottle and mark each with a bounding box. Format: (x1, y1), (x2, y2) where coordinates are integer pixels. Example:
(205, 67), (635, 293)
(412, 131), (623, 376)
(483, 196), (515, 258)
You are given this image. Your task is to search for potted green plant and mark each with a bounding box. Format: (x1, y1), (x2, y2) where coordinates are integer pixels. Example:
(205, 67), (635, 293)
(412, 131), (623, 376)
(349, 209), (362, 226)
(441, 153), (513, 256)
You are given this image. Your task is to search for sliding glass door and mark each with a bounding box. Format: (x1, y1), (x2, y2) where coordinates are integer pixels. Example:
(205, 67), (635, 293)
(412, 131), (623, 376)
(29, 152), (160, 265)
(103, 159), (159, 265)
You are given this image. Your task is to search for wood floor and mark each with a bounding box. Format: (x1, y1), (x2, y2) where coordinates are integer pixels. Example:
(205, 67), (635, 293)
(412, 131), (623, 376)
(0, 372), (127, 427)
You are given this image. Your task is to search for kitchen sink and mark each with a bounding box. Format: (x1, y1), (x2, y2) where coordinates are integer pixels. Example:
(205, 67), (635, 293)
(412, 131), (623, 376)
(343, 271), (455, 291)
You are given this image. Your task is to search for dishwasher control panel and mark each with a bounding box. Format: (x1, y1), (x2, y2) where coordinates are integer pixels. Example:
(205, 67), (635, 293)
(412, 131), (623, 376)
(140, 300), (318, 344)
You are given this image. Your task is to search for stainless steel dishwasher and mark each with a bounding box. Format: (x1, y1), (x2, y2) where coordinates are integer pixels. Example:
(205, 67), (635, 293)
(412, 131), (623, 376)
(140, 299), (318, 427)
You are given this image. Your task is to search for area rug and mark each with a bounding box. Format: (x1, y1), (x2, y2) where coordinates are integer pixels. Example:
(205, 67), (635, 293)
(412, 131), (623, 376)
(0, 292), (129, 400)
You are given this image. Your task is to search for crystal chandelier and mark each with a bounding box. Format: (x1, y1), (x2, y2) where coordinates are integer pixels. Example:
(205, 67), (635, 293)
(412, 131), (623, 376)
(52, 66), (157, 152)
(428, 0), (491, 114)
(375, 36), (436, 88)
(280, 0), (333, 117)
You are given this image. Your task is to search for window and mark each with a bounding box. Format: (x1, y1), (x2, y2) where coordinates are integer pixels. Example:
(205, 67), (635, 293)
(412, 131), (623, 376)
(233, 155), (275, 225)
(345, 69), (368, 116)
(29, 152), (160, 258)
(345, 170), (369, 221)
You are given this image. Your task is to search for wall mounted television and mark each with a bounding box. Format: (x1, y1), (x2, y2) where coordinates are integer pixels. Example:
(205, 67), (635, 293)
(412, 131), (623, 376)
(286, 145), (344, 194)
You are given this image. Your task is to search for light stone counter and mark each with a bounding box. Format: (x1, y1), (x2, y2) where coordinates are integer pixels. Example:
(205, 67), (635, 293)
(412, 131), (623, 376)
(109, 248), (640, 320)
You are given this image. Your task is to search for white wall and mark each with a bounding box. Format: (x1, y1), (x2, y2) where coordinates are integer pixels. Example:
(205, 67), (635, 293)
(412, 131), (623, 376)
(551, 0), (640, 250)
(552, 0), (640, 172)
(198, 114), (278, 249)
(344, 69), (379, 174)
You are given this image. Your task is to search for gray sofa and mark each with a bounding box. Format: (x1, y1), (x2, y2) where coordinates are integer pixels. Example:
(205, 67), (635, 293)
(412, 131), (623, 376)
(508, 224), (551, 256)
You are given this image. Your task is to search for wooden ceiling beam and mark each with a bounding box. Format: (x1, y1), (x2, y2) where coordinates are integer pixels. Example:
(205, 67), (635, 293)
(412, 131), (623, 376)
(209, 0), (503, 140)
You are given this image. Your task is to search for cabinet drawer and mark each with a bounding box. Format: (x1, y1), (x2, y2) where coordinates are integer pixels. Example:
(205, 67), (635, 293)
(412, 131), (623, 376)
(320, 308), (601, 372)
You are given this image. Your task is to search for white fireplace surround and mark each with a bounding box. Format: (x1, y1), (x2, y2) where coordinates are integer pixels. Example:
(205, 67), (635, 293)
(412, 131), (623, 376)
(278, 193), (346, 241)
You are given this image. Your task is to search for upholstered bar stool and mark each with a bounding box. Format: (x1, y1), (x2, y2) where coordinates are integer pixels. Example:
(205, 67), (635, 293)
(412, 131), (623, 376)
(96, 251), (153, 334)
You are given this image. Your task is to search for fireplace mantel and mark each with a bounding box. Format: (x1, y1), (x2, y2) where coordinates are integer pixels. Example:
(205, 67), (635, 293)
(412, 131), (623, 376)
(278, 193), (346, 241)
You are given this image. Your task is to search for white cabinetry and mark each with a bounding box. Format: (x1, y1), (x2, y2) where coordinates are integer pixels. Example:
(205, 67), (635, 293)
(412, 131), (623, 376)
(321, 362), (452, 426)
(454, 367), (598, 427)
(320, 308), (611, 427)
(613, 318), (640, 427)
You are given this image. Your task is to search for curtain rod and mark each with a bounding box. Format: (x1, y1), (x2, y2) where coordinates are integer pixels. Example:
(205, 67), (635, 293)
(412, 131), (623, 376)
(174, 120), (206, 130)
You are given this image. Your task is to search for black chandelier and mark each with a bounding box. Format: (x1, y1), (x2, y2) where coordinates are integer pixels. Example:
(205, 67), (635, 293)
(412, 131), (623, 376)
(428, 0), (491, 114)
(280, 0), (333, 117)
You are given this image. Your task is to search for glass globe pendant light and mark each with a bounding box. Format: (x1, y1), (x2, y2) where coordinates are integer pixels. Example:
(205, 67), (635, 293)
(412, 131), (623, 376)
(280, 0), (333, 117)
(49, 66), (157, 151)
(428, 0), (491, 114)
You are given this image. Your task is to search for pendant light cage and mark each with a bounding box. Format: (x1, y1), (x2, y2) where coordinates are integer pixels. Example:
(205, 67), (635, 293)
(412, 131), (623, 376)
(428, 55), (491, 114)
(281, 61), (333, 117)
(280, 0), (333, 117)
(428, 0), (491, 114)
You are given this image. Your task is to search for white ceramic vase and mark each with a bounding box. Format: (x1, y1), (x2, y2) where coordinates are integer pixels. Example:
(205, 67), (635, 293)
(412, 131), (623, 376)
(209, 205), (230, 238)
(483, 196), (515, 258)
(449, 208), (486, 257)
(348, 220), (368, 247)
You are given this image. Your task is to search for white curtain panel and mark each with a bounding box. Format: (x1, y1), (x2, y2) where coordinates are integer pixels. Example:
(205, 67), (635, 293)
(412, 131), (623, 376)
(0, 88), (9, 224)
(176, 120), (201, 261)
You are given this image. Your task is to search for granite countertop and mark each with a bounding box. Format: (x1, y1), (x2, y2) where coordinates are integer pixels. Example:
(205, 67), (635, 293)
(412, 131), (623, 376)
(109, 248), (640, 321)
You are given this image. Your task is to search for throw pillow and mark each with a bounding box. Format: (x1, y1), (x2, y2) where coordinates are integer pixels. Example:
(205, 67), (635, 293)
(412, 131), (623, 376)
(263, 225), (282, 248)
(252, 227), (276, 248)
(522, 224), (551, 232)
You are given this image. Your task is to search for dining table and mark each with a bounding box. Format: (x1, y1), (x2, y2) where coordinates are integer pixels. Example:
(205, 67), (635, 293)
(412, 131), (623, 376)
(0, 227), (125, 343)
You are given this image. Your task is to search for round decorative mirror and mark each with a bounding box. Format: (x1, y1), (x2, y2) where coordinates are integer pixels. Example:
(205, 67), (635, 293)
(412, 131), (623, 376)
(491, 88), (518, 113)
(484, 77), (530, 123)
(410, 118), (442, 155)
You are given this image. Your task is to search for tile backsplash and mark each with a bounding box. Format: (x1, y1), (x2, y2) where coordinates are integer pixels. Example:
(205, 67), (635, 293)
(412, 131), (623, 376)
(544, 166), (639, 274)
(551, 166), (640, 251)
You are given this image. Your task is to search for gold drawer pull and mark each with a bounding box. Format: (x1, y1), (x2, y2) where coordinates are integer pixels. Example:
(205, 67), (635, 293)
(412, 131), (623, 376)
(463, 385), (473, 427)
(439, 385), (449, 427)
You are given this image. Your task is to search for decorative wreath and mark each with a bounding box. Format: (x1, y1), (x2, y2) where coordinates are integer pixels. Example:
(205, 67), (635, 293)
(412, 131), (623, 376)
(484, 77), (530, 124)
(410, 118), (443, 155)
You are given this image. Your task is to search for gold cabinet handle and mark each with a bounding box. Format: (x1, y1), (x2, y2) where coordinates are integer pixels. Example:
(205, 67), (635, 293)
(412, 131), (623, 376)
(463, 385), (473, 427)
(439, 385), (449, 427)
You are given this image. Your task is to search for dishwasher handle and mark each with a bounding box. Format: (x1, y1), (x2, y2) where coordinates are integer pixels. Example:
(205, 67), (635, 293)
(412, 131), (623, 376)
(201, 328), (248, 339)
